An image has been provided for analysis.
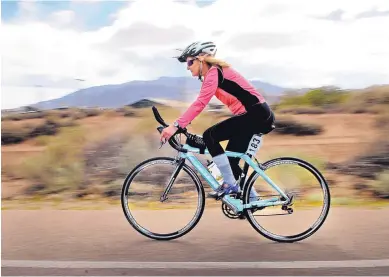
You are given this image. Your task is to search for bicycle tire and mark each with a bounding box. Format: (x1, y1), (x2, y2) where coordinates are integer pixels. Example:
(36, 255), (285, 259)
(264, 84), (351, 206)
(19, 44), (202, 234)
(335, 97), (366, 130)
(242, 157), (331, 243)
(121, 156), (205, 240)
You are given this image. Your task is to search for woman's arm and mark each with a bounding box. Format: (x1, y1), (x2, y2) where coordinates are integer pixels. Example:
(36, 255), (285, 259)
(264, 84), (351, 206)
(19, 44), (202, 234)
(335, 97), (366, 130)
(176, 67), (219, 128)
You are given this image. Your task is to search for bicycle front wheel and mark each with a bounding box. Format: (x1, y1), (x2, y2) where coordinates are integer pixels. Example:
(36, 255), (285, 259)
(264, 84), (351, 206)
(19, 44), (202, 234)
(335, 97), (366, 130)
(121, 157), (205, 240)
(243, 157), (330, 243)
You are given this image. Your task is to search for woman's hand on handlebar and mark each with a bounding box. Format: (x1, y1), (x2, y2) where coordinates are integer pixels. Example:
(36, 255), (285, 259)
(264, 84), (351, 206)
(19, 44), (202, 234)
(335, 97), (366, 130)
(160, 124), (178, 143)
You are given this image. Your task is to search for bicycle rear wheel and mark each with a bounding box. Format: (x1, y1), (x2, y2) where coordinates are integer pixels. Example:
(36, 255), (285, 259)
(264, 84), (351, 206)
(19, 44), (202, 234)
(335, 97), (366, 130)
(121, 157), (205, 240)
(243, 157), (330, 243)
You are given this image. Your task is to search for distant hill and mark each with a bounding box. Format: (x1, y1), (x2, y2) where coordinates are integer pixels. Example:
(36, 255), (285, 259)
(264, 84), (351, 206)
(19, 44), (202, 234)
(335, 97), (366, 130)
(127, 99), (168, 109)
(28, 76), (288, 110)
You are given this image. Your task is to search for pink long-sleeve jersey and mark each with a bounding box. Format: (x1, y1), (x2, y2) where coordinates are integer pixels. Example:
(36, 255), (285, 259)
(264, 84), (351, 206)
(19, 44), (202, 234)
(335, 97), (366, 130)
(176, 66), (266, 128)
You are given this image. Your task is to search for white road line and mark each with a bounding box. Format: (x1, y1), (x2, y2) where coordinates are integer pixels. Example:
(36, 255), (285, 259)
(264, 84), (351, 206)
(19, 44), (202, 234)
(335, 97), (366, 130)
(2, 259), (389, 269)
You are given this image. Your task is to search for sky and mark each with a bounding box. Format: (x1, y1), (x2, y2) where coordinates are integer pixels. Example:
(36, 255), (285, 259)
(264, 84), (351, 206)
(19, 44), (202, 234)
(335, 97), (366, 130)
(1, 0), (389, 109)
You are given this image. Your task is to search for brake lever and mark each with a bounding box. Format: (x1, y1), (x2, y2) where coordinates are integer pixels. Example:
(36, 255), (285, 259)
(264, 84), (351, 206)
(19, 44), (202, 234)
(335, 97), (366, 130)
(157, 126), (166, 149)
(159, 140), (165, 149)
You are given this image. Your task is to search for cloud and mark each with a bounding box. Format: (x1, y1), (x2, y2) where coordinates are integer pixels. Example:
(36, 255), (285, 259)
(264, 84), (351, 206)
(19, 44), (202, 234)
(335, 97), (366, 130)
(356, 8), (389, 19)
(48, 10), (76, 28)
(319, 7), (389, 21)
(2, 0), (389, 109)
(226, 32), (308, 50)
(321, 9), (345, 21)
(107, 23), (195, 47)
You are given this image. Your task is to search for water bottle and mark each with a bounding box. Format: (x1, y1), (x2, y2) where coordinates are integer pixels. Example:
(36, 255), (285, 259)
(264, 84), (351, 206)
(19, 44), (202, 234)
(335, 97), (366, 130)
(207, 160), (224, 185)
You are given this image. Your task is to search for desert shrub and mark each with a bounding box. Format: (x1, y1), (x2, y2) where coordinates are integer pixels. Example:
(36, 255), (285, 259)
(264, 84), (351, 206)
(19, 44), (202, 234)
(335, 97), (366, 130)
(19, 126), (87, 194)
(45, 114), (61, 122)
(349, 107), (369, 114)
(117, 106), (137, 117)
(340, 86), (389, 114)
(33, 135), (52, 146)
(117, 134), (175, 176)
(56, 119), (77, 128)
(1, 125), (30, 144)
(277, 107), (326, 114)
(102, 180), (122, 198)
(353, 183), (368, 191)
(59, 111), (71, 118)
(328, 140), (389, 179)
(347, 86), (389, 106)
(366, 105), (388, 115)
(28, 120), (59, 138)
(1, 120), (60, 145)
(45, 110), (72, 119)
(71, 111), (87, 120)
(82, 131), (173, 179)
(375, 112), (389, 130)
(1, 111), (46, 121)
(100, 134), (194, 199)
(273, 117), (323, 136)
(83, 108), (102, 117)
(305, 88), (350, 107)
(83, 134), (130, 183)
(124, 110), (136, 117)
(115, 107), (126, 113)
(276, 87), (349, 109)
(80, 132), (176, 197)
(370, 171), (389, 199)
(275, 85), (389, 115)
(1, 118), (79, 145)
(102, 109), (118, 118)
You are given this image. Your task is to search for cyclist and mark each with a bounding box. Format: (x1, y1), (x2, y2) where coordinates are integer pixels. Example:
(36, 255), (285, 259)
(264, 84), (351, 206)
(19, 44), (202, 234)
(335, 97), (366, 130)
(160, 41), (275, 200)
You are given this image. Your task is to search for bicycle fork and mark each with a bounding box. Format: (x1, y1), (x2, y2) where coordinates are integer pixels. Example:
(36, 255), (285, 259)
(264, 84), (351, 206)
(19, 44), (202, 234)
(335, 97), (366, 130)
(160, 158), (185, 202)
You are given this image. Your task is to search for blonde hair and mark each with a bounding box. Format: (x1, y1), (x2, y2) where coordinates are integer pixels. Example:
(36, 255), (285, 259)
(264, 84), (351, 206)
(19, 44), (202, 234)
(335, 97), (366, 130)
(203, 56), (230, 68)
(197, 53), (230, 68)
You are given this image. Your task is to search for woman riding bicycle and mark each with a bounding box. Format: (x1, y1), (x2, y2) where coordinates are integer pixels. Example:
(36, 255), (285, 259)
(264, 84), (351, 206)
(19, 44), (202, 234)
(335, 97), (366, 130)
(160, 41), (275, 200)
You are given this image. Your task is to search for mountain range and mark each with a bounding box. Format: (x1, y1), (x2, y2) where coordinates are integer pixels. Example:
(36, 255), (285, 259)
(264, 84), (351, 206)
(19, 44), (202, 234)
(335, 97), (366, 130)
(30, 76), (288, 110)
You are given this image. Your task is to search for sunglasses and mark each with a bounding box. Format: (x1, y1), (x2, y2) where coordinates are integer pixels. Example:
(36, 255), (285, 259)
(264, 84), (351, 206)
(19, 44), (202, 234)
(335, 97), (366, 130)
(187, 58), (197, 67)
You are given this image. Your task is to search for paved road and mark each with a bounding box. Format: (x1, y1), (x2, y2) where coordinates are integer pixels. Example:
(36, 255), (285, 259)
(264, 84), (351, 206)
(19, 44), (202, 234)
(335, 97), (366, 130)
(2, 207), (389, 276)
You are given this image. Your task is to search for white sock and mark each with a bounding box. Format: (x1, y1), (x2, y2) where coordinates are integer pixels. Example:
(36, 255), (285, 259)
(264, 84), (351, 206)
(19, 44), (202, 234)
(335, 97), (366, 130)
(250, 188), (258, 199)
(212, 154), (237, 186)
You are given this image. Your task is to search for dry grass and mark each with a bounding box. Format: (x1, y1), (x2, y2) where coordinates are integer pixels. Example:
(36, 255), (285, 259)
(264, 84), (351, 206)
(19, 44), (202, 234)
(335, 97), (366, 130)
(14, 126), (87, 194)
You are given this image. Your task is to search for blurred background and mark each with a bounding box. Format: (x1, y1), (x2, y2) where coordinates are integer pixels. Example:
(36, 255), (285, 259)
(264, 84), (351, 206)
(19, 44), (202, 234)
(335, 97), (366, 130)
(1, 0), (389, 210)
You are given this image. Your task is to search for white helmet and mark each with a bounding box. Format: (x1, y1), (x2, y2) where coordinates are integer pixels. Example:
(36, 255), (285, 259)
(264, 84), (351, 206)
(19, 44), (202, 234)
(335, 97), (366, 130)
(175, 41), (217, 62)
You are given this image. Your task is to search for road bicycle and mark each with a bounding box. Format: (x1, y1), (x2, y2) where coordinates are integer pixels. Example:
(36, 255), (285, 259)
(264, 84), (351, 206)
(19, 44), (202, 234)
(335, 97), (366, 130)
(121, 106), (331, 243)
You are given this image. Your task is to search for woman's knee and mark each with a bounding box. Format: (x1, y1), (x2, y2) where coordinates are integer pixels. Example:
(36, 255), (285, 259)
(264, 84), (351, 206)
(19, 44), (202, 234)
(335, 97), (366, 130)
(203, 127), (224, 157)
(202, 127), (213, 145)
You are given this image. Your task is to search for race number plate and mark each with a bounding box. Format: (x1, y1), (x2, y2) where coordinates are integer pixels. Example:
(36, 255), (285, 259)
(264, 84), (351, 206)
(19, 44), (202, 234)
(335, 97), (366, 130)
(246, 134), (262, 156)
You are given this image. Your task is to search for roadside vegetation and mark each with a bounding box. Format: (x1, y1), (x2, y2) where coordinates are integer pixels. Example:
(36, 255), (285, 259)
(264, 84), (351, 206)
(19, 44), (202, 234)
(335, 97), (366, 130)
(2, 85), (389, 203)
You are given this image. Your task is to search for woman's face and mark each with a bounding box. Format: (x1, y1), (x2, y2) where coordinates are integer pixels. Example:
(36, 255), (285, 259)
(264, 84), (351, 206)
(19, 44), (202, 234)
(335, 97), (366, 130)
(186, 57), (200, 77)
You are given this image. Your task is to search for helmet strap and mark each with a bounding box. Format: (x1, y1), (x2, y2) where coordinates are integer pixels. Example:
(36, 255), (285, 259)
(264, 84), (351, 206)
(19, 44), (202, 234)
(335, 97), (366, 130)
(198, 60), (203, 82)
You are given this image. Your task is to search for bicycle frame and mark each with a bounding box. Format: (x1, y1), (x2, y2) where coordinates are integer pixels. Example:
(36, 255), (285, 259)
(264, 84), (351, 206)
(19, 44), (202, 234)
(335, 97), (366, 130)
(165, 142), (290, 213)
(152, 105), (290, 213)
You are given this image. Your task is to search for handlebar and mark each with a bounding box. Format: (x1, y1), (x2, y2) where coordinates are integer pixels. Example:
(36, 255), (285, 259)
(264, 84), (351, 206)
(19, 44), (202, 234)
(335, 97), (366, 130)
(152, 106), (190, 153)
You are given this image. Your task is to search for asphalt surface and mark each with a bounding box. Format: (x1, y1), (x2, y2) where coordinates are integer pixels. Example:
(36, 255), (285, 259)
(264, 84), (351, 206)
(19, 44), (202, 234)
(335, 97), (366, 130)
(2, 207), (389, 276)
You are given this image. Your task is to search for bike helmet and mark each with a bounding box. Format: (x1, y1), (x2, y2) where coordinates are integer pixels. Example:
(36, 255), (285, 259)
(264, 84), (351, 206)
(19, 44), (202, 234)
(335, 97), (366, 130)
(175, 41), (217, 62)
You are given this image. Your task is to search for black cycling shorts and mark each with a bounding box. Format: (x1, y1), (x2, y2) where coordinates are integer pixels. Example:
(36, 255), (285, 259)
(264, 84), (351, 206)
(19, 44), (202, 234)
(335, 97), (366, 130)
(202, 102), (275, 179)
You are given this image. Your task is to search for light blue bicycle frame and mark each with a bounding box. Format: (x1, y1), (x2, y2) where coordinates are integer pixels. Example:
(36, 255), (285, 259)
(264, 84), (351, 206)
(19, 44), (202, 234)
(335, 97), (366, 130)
(174, 143), (290, 213)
